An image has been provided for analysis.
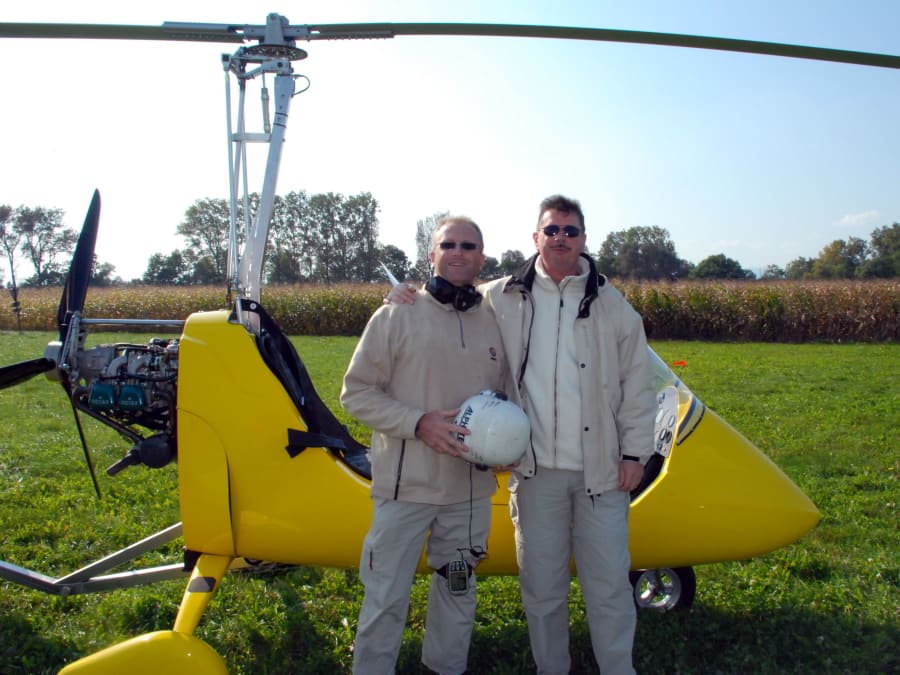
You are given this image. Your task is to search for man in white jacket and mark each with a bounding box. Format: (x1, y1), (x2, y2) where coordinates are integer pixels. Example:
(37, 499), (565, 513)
(342, 216), (510, 675)
(388, 196), (656, 674)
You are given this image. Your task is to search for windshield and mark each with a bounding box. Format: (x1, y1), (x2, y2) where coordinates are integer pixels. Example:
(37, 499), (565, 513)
(647, 348), (705, 455)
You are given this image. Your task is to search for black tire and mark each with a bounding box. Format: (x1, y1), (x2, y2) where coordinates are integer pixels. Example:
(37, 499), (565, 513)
(629, 566), (696, 611)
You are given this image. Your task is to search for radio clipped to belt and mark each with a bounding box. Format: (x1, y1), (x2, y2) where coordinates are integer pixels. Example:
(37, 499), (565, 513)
(436, 552), (473, 596)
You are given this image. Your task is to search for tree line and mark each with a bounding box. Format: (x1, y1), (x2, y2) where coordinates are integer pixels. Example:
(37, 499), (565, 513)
(2, 195), (898, 290)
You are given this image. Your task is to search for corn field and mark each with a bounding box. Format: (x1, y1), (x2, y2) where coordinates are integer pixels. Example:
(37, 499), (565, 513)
(622, 280), (899, 342)
(1, 280), (897, 342)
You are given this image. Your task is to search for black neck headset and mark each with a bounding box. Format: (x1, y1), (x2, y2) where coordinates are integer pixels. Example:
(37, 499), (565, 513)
(425, 276), (482, 311)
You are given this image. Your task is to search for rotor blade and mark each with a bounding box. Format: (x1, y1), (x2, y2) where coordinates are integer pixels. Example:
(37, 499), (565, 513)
(0, 22), (248, 43)
(58, 190), (100, 342)
(0, 358), (55, 389)
(306, 23), (900, 70)
(0, 19), (897, 70)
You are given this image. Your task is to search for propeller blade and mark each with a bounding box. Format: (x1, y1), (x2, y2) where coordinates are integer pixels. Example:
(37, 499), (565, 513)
(1, 19), (898, 70)
(0, 358), (56, 389)
(57, 190), (100, 342)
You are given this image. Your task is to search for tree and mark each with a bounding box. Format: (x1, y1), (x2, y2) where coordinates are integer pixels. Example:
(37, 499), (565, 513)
(142, 250), (192, 285)
(785, 257), (815, 280)
(158, 190), (384, 286)
(760, 264), (785, 280)
(858, 223), (899, 278)
(300, 191), (381, 283)
(0, 205), (21, 292)
(90, 257), (120, 287)
(691, 254), (754, 279)
(811, 237), (867, 279)
(267, 191), (312, 283)
(595, 226), (691, 279)
(378, 244), (413, 282)
(413, 211), (448, 281)
(480, 256), (502, 281)
(500, 249), (526, 275)
(177, 198), (232, 285)
(345, 192), (381, 282)
(307, 192), (347, 283)
(14, 206), (77, 286)
(191, 253), (221, 285)
(266, 249), (304, 284)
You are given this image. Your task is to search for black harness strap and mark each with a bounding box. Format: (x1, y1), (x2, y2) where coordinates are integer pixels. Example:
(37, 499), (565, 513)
(237, 298), (371, 479)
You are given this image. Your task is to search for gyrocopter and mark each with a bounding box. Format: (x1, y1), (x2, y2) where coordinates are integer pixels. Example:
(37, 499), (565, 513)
(2, 12), (897, 674)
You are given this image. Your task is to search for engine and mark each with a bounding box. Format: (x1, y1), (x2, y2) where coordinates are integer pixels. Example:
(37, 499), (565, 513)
(71, 337), (180, 473)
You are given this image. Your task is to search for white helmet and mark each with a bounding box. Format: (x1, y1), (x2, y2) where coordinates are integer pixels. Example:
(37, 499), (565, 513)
(453, 390), (530, 467)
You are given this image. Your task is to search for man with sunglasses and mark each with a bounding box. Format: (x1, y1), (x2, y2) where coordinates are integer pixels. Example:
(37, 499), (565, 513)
(387, 195), (656, 674)
(342, 216), (511, 675)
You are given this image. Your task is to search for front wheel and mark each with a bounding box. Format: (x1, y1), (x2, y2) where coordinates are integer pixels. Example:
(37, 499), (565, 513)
(629, 566), (696, 611)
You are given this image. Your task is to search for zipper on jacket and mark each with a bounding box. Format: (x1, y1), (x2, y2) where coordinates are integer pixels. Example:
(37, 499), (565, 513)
(455, 310), (466, 348)
(517, 292), (540, 477)
(552, 294), (563, 464)
(516, 291), (534, 391)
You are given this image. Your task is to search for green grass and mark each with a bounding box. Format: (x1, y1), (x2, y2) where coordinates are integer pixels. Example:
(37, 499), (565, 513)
(1, 332), (897, 674)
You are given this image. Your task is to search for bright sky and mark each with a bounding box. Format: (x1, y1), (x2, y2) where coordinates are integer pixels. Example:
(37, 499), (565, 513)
(2, 1), (898, 281)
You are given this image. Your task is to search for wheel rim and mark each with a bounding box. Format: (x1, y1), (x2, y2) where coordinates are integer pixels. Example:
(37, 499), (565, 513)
(632, 568), (683, 611)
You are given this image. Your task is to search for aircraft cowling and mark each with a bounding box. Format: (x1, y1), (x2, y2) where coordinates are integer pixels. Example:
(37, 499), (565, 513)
(176, 309), (373, 568)
(627, 406), (821, 569)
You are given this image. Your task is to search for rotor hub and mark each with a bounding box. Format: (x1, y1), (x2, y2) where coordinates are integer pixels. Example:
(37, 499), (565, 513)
(240, 43), (307, 61)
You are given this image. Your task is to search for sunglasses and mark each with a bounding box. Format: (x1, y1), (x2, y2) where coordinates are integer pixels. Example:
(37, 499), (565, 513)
(540, 224), (582, 238)
(438, 241), (479, 250)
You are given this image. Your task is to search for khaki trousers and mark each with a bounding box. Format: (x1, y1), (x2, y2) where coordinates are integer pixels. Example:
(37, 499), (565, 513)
(510, 469), (636, 675)
(352, 496), (491, 675)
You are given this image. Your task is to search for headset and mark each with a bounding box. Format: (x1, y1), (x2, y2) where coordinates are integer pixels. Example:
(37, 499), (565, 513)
(425, 276), (482, 311)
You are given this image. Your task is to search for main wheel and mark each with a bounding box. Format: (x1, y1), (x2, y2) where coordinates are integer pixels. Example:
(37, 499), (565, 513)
(629, 566), (696, 611)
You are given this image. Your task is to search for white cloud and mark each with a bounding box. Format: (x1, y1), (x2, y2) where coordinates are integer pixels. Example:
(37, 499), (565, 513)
(836, 210), (880, 227)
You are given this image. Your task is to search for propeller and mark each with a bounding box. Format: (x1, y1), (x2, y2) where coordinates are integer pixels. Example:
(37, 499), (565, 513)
(0, 18), (897, 70)
(56, 190), (103, 498)
(58, 189), (100, 346)
(0, 190), (103, 497)
(0, 358), (56, 389)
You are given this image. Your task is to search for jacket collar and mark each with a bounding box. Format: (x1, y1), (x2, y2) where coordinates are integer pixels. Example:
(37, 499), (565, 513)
(504, 253), (607, 318)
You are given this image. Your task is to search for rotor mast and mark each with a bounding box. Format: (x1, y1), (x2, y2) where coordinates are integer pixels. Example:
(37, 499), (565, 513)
(222, 13), (307, 311)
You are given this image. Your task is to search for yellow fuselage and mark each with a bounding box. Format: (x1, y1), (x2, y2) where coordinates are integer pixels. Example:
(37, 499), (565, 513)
(177, 309), (820, 574)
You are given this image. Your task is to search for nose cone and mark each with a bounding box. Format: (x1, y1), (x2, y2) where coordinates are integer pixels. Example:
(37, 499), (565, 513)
(629, 407), (821, 570)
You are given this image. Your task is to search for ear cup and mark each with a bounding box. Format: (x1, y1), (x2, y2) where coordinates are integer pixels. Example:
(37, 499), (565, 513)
(426, 276), (482, 311)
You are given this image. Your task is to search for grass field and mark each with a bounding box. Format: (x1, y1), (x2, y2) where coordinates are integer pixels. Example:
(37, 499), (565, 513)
(0, 332), (897, 674)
